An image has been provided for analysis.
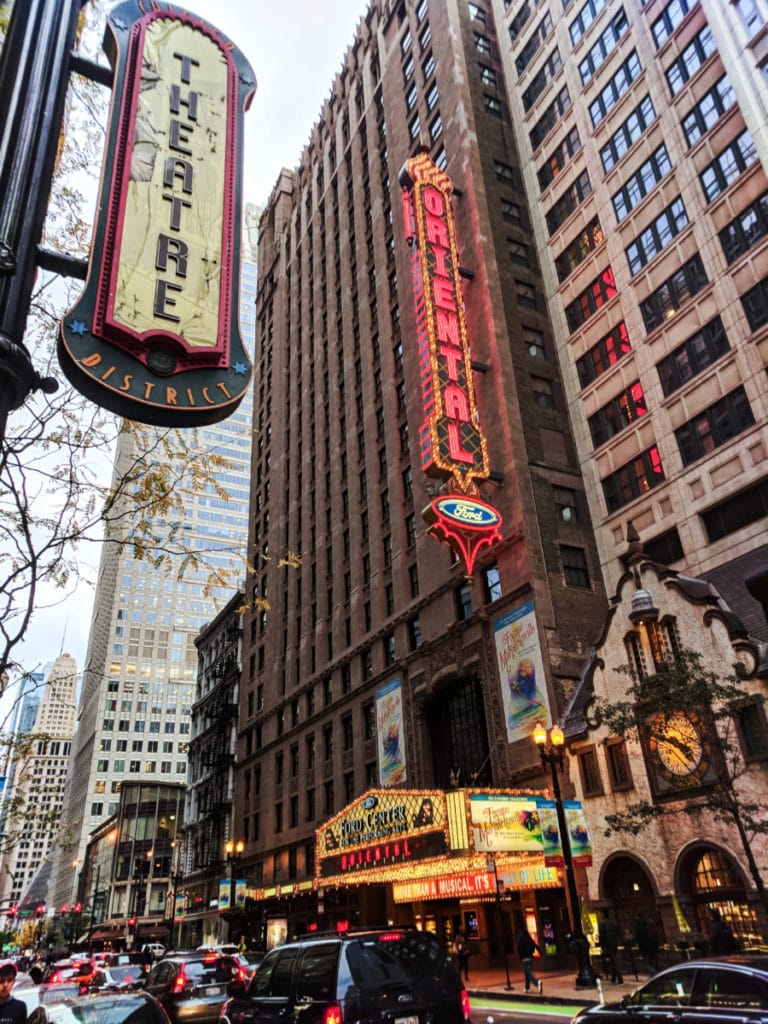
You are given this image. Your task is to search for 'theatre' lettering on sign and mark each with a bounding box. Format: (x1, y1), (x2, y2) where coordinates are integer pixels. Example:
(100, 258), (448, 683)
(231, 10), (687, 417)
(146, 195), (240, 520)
(58, 1), (255, 426)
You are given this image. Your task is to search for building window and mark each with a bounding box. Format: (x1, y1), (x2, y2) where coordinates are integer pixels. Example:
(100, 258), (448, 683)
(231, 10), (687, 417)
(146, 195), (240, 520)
(516, 280), (537, 309)
(612, 145), (672, 222)
(737, 701), (768, 760)
(601, 445), (666, 513)
(643, 526), (684, 565)
(665, 25), (716, 96)
(626, 196), (688, 275)
(674, 385), (755, 466)
(474, 32), (491, 55)
(702, 478), (768, 541)
(576, 322), (632, 387)
(529, 86), (570, 151)
(479, 63), (496, 87)
(555, 218), (604, 282)
(600, 94), (656, 172)
(735, 0), (765, 34)
(509, 0), (533, 41)
(516, 11), (554, 75)
(554, 486), (579, 524)
(408, 113), (421, 141)
(484, 94), (503, 118)
(407, 616), (421, 650)
(405, 83), (418, 111)
(656, 316), (729, 396)
(570, 0), (610, 46)
(323, 724), (333, 762)
(383, 633), (396, 666)
(456, 583), (472, 620)
(509, 240), (533, 267)
(579, 8), (629, 86)
(681, 75), (736, 147)
(719, 191), (768, 264)
(565, 267), (618, 332)
(483, 562), (502, 602)
(639, 253), (708, 332)
(577, 747), (603, 796)
(532, 376), (555, 407)
(546, 170), (592, 236)
(588, 381), (648, 447)
(700, 130), (757, 203)
(589, 51), (642, 128)
(429, 113), (443, 142)
(605, 739), (633, 790)
(423, 50), (436, 79)
(426, 82), (439, 110)
(561, 545), (590, 588)
(741, 274), (768, 330)
(652, 0), (695, 47)
(501, 199), (523, 225)
(538, 126), (581, 192)
(524, 326), (545, 357)
(522, 47), (563, 113)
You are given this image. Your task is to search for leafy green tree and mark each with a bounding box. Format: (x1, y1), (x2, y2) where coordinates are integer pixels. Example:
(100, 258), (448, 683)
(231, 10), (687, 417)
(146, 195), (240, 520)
(591, 649), (768, 918)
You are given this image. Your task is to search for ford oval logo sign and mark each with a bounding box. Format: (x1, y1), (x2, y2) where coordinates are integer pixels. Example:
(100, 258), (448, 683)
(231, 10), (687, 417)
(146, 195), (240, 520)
(362, 796), (378, 810)
(432, 496), (501, 530)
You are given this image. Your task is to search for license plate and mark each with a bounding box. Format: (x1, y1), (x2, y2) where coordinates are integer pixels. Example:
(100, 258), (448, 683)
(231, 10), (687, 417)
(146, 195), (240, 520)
(394, 1017), (418, 1024)
(202, 985), (224, 996)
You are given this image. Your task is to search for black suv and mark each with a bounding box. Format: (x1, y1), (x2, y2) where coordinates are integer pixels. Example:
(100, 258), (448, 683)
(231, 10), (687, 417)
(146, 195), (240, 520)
(141, 951), (245, 1022)
(221, 928), (471, 1024)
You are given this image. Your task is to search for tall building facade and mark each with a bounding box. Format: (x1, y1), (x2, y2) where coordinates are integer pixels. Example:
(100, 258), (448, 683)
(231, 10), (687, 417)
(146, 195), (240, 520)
(237, 0), (611, 947)
(498, 0), (768, 631)
(0, 653), (77, 913)
(50, 225), (258, 914)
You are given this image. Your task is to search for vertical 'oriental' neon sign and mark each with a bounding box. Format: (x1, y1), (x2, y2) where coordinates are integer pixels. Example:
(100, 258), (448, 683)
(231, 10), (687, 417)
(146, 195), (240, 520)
(400, 153), (501, 574)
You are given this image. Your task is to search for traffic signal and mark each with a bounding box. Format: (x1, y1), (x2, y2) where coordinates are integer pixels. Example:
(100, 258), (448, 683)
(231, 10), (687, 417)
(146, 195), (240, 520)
(128, 915), (137, 928)
(73, 903), (82, 914)
(60, 904), (69, 914)
(7, 907), (16, 921)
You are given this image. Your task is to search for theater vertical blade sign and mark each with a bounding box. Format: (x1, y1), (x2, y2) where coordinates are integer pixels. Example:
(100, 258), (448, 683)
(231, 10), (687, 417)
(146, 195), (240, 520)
(58, 1), (256, 425)
(400, 153), (501, 573)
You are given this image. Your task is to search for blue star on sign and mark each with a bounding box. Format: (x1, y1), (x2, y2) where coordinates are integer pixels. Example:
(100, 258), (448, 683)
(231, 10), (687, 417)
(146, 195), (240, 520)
(67, 320), (88, 336)
(232, 362), (248, 375)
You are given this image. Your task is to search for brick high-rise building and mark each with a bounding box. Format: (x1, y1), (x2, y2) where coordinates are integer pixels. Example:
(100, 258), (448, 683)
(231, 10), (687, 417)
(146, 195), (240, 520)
(238, 0), (611, 945)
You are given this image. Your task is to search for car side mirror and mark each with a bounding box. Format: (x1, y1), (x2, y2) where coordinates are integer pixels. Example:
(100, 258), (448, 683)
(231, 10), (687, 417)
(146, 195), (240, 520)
(228, 978), (246, 996)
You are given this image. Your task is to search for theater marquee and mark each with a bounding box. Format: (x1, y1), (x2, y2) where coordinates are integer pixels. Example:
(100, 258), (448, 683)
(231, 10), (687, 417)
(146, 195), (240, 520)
(58, 1), (256, 425)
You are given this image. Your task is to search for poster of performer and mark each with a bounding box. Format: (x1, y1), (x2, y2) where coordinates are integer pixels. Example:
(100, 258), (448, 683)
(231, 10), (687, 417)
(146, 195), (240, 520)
(376, 677), (407, 787)
(493, 599), (551, 744)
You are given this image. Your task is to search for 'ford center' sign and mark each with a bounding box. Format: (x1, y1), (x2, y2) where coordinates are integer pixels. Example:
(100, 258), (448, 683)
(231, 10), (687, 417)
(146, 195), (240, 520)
(59, 1), (256, 425)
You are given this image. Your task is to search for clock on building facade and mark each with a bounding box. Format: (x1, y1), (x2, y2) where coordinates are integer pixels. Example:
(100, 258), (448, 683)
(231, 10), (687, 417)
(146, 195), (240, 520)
(643, 710), (715, 796)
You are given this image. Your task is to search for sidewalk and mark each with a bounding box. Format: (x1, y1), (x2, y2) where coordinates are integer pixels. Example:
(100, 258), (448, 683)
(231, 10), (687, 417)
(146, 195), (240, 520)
(464, 963), (652, 1006)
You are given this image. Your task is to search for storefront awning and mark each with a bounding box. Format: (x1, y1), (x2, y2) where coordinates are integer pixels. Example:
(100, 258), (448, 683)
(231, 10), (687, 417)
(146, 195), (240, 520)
(90, 927), (125, 940)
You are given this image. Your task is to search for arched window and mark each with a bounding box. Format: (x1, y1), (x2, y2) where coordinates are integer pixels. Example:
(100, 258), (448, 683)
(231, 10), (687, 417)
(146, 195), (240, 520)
(426, 677), (490, 789)
(688, 847), (759, 946)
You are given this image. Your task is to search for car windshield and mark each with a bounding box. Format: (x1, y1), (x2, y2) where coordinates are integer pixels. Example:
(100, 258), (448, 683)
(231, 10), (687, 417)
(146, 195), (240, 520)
(108, 967), (139, 982)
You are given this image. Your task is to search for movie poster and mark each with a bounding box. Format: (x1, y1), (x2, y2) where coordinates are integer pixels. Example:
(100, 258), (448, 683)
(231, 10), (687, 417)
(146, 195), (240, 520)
(376, 678), (407, 787)
(493, 599), (551, 744)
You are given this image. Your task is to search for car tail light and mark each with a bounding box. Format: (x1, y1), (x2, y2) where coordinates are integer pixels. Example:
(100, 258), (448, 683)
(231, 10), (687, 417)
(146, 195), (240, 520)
(323, 1006), (342, 1024)
(461, 988), (471, 1021)
(377, 931), (405, 943)
(236, 965), (248, 983)
(171, 967), (188, 994)
(49, 973), (61, 985)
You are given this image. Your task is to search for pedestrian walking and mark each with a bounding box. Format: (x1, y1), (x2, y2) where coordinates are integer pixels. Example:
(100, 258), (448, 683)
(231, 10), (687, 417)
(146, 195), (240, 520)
(515, 926), (543, 994)
(634, 914), (660, 973)
(707, 910), (739, 955)
(598, 909), (623, 984)
(453, 930), (470, 981)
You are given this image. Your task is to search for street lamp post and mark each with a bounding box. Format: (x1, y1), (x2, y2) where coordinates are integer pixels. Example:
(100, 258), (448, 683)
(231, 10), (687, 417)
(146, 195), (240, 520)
(225, 840), (244, 944)
(486, 855), (514, 991)
(168, 841), (182, 950)
(533, 722), (598, 989)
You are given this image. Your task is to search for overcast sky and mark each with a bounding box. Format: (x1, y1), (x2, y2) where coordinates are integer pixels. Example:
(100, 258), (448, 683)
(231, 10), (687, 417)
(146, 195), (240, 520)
(207, 0), (370, 206)
(5, 0), (370, 706)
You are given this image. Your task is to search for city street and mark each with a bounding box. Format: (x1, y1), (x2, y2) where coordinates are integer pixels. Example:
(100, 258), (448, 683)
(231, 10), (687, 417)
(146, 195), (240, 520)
(472, 997), (578, 1023)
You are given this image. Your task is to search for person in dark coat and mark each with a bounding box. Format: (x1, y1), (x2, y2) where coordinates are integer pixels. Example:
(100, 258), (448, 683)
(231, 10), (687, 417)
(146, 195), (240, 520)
(634, 914), (660, 973)
(708, 910), (739, 955)
(516, 926), (543, 994)
(453, 930), (470, 981)
(598, 909), (623, 984)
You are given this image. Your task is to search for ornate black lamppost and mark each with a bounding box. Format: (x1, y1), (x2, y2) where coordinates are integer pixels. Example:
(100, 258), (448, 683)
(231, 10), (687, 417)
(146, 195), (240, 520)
(225, 840), (244, 943)
(533, 721), (597, 989)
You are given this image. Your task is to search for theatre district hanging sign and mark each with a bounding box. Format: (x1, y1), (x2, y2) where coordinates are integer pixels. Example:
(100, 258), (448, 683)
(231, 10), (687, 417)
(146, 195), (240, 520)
(59, 1), (255, 426)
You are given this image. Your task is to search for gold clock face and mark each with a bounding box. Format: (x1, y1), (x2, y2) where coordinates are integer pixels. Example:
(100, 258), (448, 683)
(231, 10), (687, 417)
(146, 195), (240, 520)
(646, 711), (709, 782)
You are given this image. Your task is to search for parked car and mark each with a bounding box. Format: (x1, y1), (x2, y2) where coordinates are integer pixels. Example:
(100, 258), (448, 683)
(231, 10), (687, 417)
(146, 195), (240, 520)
(139, 951), (245, 1022)
(27, 991), (171, 1023)
(571, 955), (768, 1023)
(222, 927), (472, 1024)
